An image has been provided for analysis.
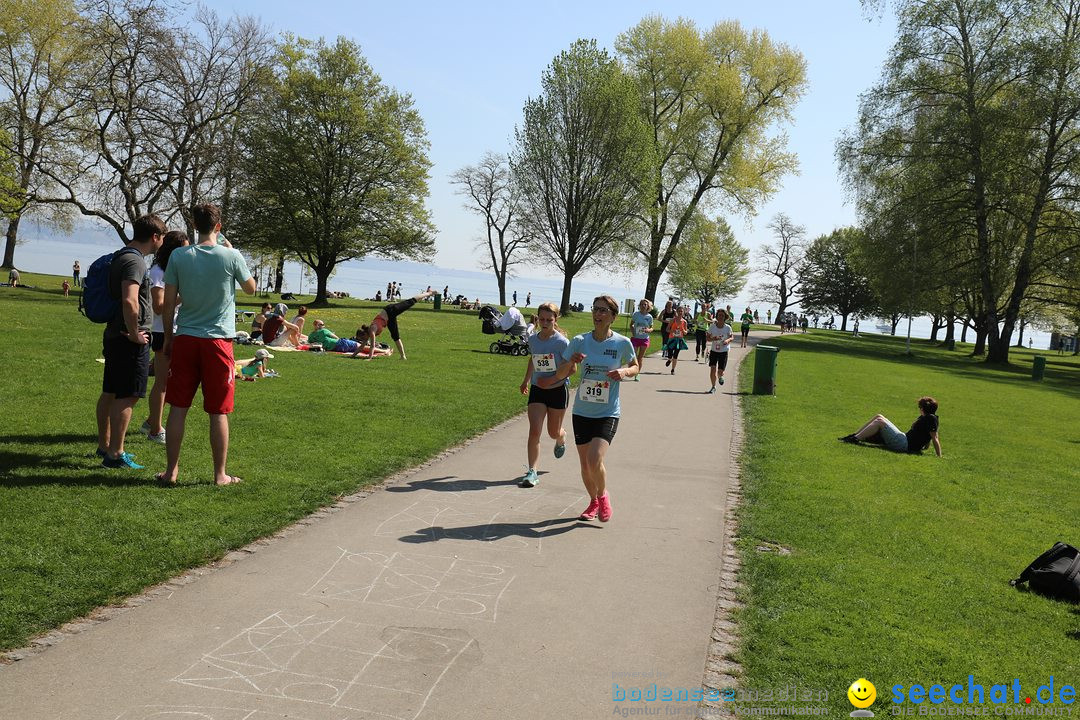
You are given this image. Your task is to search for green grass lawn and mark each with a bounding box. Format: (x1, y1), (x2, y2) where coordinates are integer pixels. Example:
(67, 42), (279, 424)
(735, 330), (1080, 712)
(0, 272), (609, 651)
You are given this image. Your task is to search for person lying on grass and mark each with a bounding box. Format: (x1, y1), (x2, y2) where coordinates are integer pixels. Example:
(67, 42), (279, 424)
(839, 396), (942, 457)
(235, 348), (275, 381)
(306, 319), (392, 356)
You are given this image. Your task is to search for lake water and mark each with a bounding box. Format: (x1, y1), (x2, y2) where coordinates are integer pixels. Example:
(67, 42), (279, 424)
(10, 230), (1055, 349)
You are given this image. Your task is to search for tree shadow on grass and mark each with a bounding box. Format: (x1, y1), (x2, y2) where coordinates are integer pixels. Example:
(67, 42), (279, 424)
(0, 451), (161, 487)
(387, 475), (521, 493)
(0, 432), (93, 445)
(399, 517), (597, 544)
(771, 335), (1080, 400)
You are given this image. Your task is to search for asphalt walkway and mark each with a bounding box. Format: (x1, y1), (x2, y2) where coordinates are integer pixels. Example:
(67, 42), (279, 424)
(0, 335), (770, 720)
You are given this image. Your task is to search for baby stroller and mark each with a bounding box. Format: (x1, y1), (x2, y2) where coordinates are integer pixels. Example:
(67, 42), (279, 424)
(479, 305), (529, 356)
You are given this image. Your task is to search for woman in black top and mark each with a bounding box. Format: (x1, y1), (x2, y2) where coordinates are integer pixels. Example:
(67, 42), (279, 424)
(839, 396), (942, 457)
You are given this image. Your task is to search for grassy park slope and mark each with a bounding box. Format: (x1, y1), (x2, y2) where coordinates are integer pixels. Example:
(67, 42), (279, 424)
(0, 273), (610, 651)
(735, 331), (1080, 712)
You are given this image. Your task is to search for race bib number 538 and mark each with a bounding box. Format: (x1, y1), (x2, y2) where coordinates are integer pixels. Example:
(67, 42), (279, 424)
(533, 353), (556, 373)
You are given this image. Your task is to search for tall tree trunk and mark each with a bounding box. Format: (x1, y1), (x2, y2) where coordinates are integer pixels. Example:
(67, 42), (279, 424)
(972, 326), (987, 356)
(559, 267), (575, 316)
(2, 215), (20, 268)
(496, 267), (507, 306)
(961, 319), (969, 344)
(840, 314), (849, 332)
(891, 313), (901, 335)
(273, 254), (285, 294)
(314, 266), (330, 306)
(644, 271), (660, 305)
(1015, 318), (1026, 348)
(943, 310), (956, 351)
(929, 313), (942, 342)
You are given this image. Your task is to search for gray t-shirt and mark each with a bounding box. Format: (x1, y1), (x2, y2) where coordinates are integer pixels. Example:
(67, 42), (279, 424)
(105, 247), (150, 340)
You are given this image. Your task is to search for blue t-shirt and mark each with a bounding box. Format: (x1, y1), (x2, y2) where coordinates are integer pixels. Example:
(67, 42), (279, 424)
(164, 243), (252, 339)
(527, 331), (570, 387)
(567, 331), (636, 419)
(631, 311), (654, 339)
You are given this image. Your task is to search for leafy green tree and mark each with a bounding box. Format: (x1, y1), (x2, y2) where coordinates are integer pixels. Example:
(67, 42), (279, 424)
(233, 36), (435, 305)
(615, 16), (807, 302)
(665, 214), (748, 305)
(843, 0), (1080, 363)
(798, 227), (877, 332)
(0, 0), (84, 268)
(512, 39), (651, 314)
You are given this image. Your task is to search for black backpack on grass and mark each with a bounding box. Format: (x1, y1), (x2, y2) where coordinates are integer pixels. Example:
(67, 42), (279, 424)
(1011, 543), (1080, 602)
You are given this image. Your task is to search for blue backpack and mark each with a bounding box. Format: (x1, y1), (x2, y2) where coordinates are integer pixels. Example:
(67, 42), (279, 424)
(79, 246), (141, 323)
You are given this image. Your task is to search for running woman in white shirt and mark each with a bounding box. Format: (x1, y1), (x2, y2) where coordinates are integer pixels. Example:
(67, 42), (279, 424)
(706, 309), (734, 394)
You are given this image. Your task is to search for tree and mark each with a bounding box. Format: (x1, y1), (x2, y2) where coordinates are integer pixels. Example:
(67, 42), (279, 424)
(798, 227), (877, 331)
(615, 16), (807, 303)
(28, 0), (269, 243)
(0, 0), (85, 268)
(451, 152), (524, 306)
(232, 36), (435, 305)
(512, 39), (651, 314)
(665, 214), (748, 305)
(844, 0), (1080, 364)
(751, 213), (806, 320)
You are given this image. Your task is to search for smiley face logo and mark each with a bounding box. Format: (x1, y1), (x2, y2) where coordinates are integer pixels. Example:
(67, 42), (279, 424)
(848, 678), (877, 709)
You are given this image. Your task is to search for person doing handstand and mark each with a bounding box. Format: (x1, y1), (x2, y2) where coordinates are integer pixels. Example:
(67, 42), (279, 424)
(352, 290), (436, 360)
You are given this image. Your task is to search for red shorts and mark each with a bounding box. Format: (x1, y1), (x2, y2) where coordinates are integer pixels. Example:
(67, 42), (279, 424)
(166, 336), (236, 414)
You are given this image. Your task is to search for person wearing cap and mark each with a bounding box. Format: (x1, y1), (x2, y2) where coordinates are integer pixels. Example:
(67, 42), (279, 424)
(237, 348), (274, 380)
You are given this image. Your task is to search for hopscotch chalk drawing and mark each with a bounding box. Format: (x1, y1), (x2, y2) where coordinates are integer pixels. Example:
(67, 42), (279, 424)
(173, 613), (476, 720)
(304, 549), (514, 622)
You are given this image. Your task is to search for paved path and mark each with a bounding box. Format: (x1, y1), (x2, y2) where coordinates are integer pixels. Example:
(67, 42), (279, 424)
(1, 336), (771, 720)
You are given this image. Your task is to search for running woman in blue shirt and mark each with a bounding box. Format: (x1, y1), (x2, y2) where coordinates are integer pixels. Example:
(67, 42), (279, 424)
(539, 295), (639, 522)
(518, 302), (570, 488)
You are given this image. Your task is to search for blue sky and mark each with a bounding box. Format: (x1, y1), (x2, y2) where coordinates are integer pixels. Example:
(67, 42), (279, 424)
(210, 0), (898, 289)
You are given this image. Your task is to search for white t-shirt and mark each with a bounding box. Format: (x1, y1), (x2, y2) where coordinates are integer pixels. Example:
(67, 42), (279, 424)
(708, 322), (732, 352)
(149, 264), (180, 333)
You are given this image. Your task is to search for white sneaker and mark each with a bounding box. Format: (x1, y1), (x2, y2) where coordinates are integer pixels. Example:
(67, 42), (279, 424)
(147, 430), (166, 444)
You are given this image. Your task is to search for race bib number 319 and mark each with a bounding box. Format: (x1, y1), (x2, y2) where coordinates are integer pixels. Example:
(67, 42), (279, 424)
(578, 379), (610, 404)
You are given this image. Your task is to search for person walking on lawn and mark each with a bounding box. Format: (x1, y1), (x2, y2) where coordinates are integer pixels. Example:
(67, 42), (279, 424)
(157, 204), (256, 486)
(96, 215), (166, 468)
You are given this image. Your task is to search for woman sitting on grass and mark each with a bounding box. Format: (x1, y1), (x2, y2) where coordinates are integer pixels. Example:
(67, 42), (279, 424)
(839, 396), (942, 457)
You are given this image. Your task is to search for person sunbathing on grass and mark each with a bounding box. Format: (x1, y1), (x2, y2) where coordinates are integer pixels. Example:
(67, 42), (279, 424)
(839, 396), (942, 457)
(307, 319), (392, 356)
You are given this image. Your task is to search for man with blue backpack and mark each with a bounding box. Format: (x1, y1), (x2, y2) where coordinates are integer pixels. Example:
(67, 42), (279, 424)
(93, 215), (166, 469)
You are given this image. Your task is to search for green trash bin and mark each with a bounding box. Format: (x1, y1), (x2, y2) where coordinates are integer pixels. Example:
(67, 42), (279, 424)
(433, 293), (442, 311)
(1032, 355), (1046, 381)
(753, 345), (780, 395)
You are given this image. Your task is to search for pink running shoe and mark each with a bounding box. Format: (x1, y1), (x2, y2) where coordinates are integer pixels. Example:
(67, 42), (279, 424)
(597, 492), (612, 522)
(579, 496), (600, 520)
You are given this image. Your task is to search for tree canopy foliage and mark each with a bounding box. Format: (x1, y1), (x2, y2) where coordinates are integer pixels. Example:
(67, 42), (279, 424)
(665, 214), (748, 305)
(615, 16), (807, 303)
(512, 39), (651, 314)
(232, 36), (435, 305)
